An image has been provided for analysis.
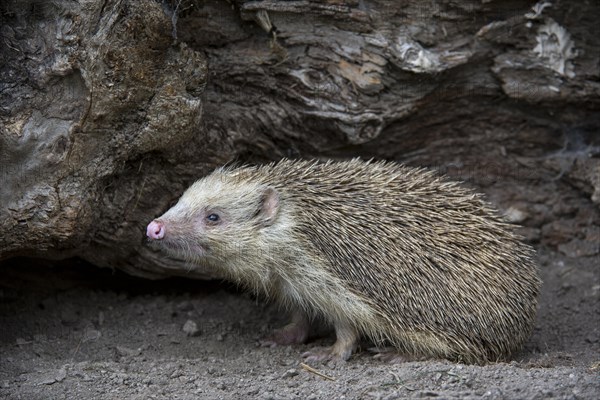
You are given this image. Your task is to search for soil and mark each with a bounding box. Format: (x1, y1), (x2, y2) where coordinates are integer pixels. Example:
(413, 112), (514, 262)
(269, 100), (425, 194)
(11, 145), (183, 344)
(0, 246), (598, 400)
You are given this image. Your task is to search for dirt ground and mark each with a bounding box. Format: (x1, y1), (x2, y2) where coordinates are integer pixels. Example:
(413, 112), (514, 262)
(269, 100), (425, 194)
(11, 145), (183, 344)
(0, 246), (598, 400)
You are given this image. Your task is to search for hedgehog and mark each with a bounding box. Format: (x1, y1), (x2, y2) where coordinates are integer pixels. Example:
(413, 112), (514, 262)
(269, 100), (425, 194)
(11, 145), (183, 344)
(146, 159), (540, 364)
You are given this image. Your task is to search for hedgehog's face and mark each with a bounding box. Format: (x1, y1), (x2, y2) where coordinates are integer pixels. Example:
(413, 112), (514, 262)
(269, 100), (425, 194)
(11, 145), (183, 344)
(146, 171), (280, 267)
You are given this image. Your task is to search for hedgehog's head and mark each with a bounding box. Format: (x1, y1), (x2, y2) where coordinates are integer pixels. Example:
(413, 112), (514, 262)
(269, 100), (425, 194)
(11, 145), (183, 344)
(146, 168), (281, 272)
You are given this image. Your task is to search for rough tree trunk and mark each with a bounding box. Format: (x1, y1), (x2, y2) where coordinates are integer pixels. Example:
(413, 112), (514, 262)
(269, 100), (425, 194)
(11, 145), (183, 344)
(1, 0), (598, 278)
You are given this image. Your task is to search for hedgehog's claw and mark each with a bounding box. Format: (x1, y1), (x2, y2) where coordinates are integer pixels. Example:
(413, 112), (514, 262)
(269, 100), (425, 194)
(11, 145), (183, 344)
(300, 342), (353, 363)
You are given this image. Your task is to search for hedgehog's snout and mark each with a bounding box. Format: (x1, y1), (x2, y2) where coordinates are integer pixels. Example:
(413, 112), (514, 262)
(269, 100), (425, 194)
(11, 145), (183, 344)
(146, 220), (165, 240)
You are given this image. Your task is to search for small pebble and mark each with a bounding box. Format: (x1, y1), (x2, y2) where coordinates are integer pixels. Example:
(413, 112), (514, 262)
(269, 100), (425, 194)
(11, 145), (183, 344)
(183, 320), (200, 336)
(82, 328), (101, 342)
(116, 345), (141, 357)
(282, 369), (298, 378)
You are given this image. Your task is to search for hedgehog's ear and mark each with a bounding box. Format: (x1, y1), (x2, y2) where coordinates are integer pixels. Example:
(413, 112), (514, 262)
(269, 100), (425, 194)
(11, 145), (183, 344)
(258, 187), (280, 226)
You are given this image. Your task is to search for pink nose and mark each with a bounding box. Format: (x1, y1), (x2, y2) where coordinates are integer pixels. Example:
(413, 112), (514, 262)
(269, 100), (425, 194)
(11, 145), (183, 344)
(146, 220), (165, 240)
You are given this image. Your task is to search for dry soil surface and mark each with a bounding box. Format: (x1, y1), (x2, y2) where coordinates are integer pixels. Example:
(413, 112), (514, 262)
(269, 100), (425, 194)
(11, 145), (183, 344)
(0, 247), (598, 400)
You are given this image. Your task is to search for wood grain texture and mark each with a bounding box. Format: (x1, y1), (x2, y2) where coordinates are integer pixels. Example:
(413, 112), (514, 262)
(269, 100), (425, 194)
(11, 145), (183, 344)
(1, 0), (598, 277)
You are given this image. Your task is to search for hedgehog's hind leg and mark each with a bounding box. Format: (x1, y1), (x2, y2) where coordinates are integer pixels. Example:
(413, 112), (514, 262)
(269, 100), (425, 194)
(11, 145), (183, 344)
(302, 321), (358, 362)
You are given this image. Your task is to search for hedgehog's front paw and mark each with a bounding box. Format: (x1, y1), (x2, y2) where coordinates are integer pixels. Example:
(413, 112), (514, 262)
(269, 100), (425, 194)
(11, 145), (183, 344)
(301, 342), (354, 363)
(310, 322), (359, 361)
(302, 326), (358, 362)
(301, 346), (335, 363)
(302, 322), (359, 362)
(259, 311), (309, 348)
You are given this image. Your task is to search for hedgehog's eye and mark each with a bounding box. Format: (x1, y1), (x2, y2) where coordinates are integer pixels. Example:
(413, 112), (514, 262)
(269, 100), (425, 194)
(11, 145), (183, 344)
(206, 213), (220, 222)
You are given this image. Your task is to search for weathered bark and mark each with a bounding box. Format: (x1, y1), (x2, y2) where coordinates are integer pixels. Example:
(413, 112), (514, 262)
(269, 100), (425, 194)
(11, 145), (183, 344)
(1, 0), (210, 276)
(1, 0), (598, 278)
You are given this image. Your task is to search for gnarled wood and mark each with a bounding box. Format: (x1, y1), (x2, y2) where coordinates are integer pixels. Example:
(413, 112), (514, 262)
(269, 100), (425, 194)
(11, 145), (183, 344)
(1, 0), (598, 277)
